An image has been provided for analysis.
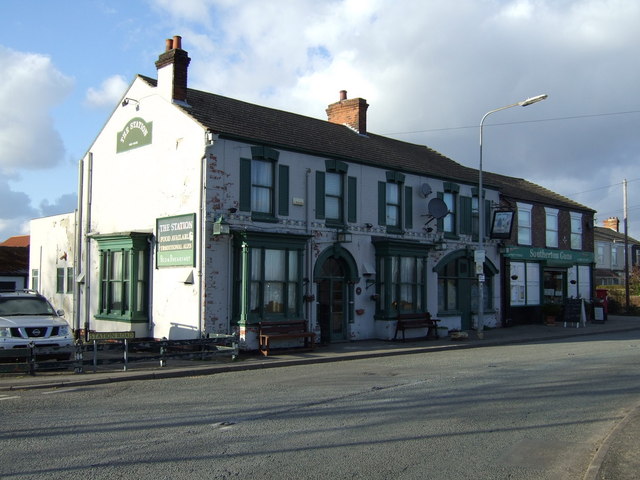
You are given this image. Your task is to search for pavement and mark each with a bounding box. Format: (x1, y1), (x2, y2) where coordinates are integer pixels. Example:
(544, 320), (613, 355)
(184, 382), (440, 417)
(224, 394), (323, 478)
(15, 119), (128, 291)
(2, 315), (640, 480)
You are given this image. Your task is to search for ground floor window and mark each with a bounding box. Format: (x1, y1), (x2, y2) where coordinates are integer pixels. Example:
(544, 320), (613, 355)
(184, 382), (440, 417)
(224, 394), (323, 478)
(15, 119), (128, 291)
(372, 239), (428, 317)
(95, 233), (150, 323)
(233, 232), (308, 324)
(510, 261), (540, 306)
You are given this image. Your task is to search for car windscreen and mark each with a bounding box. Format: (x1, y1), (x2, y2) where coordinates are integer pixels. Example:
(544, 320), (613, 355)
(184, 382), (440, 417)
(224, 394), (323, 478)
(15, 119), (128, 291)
(0, 297), (56, 316)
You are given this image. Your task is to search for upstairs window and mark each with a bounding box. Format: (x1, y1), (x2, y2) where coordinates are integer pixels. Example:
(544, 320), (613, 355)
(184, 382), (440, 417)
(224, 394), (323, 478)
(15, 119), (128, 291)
(378, 171), (411, 233)
(240, 146), (288, 221)
(316, 159), (356, 226)
(517, 203), (532, 246)
(545, 207), (558, 248)
(570, 212), (583, 250)
(438, 182), (459, 237)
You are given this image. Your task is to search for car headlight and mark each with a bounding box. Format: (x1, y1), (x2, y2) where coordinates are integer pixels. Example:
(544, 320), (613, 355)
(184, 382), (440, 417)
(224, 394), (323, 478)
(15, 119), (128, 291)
(0, 327), (10, 338)
(59, 325), (70, 337)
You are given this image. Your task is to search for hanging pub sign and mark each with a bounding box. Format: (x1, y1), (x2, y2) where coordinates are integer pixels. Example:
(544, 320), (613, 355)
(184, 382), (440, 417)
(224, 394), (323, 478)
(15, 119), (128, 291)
(156, 214), (196, 268)
(490, 210), (515, 239)
(116, 117), (153, 153)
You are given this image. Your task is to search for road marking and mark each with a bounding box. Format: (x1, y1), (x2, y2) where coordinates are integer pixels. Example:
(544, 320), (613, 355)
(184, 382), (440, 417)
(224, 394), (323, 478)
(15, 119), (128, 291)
(41, 388), (80, 395)
(0, 395), (20, 401)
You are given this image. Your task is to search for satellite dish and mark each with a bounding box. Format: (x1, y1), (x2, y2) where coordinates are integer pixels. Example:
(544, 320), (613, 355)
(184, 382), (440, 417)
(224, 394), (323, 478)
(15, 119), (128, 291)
(428, 198), (449, 219)
(419, 183), (432, 198)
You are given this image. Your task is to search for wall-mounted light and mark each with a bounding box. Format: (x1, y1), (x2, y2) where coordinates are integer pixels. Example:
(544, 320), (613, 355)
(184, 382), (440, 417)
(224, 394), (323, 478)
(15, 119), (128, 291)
(570, 280), (577, 285)
(511, 275), (518, 280)
(205, 130), (218, 145)
(337, 230), (352, 243)
(121, 97), (140, 110)
(212, 216), (230, 236)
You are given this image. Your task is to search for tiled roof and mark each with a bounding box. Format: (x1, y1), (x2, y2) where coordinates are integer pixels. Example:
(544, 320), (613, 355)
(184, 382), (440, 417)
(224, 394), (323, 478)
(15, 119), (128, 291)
(594, 226), (640, 244)
(0, 235), (30, 247)
(139, 75), (593, 212)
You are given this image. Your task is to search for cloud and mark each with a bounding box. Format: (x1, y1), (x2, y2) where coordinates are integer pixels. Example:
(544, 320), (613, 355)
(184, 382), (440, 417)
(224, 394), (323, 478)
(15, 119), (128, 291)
(0, 45), (73, 174)
(39, 193), (78, 217)
(85, 74), (129, 108)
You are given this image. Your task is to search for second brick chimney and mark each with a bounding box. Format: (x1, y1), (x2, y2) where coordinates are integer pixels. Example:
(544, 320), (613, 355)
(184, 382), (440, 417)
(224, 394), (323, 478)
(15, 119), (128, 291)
(603, 217), (620, 232)
(155, 35), (191, 104)
(326, 90), (369, 135)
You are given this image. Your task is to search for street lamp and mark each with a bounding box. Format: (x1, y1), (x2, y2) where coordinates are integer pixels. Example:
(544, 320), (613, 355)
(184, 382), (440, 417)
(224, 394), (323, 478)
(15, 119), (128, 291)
(477, 94), (547, 339)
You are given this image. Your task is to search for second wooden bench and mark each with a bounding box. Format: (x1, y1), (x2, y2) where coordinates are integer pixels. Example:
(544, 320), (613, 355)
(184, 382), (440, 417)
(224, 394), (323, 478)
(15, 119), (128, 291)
(258, 320), (316, 356)
(393, 312), (441, 342)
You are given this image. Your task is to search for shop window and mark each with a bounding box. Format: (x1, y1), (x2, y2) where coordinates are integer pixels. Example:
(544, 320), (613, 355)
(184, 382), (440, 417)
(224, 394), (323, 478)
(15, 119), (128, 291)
(435, 254), (495, 315)
(315, 160), (356, 226)
(509, 261), (540, 306)
(517, 203), (532, 246)
(56, 268), (65, 294)
(543, 269), (565, 304)
(570, 212), (582, 250)
(239, 146), (287, 221)
(95, 233), (150, 323)
(31, 269), (39, 292)
(545, 207), (558, 248)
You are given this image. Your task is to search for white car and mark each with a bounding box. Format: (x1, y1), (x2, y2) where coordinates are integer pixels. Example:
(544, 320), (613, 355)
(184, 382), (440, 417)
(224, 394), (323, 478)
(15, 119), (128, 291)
(0, 290), (73, 351)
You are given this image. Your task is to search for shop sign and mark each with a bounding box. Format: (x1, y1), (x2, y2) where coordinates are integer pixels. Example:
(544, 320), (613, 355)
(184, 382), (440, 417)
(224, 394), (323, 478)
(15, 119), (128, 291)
(502, 246), (594, 264)
(156, 214), (196, 267)
(117, 117), (153, 153)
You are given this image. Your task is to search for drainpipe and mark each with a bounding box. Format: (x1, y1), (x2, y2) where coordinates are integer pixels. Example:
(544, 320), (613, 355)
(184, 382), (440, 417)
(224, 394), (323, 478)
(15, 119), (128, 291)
(84, 153), (93, 340)
(200, 133), (217, 337)
(73, 158), (84, 332)
(305, 168), (313, 328)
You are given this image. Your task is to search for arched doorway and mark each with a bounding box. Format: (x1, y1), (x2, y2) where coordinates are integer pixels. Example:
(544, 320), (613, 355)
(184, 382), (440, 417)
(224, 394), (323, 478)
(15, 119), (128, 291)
(434, 249), (498, 330)
(314, 246), (358, 344)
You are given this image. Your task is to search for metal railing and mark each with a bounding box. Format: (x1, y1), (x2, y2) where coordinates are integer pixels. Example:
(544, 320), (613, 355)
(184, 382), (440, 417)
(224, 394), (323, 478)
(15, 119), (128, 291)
(0, 334), (238, 375)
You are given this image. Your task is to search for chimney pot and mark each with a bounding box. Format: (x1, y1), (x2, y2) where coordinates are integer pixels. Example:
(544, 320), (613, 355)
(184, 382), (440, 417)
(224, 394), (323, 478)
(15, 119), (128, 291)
(165, 38), (173, 51)
(340, 90), (347, 101)
(173, 35), (182, 50)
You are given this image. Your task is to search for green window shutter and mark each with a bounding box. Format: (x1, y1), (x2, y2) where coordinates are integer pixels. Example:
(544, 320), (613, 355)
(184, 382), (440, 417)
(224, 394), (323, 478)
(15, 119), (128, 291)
(437, 192), (444, 231)
(315, 171), (325, 219)
(460, 196), (472, 234)
(239, 158), (251, 212)
(278, 165), (289, 216)
(378, 181), (386, 226)
(404, 186), (413, 229)
(347, 176), (357, 223)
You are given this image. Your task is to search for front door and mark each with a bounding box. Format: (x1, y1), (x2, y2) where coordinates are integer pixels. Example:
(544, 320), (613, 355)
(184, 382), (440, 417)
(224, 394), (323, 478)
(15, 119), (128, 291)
(316, 257), (348, 343)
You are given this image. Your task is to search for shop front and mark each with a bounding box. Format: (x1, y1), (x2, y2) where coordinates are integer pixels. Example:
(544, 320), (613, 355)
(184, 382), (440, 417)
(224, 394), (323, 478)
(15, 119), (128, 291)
(502, 246), (594, 325)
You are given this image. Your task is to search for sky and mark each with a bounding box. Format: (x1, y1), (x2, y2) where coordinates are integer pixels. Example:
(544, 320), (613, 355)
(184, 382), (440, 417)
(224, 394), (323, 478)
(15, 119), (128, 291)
(1, 0), (639, 243)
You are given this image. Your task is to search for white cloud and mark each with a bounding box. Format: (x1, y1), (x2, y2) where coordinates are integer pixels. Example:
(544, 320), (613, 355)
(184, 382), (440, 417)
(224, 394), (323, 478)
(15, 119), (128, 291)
(85, 74), (129, 108)
(0, 45), (73, 174)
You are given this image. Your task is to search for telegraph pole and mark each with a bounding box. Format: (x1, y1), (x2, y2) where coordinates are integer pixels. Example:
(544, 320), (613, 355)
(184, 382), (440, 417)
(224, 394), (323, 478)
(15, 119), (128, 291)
(624, 179), (630, 311)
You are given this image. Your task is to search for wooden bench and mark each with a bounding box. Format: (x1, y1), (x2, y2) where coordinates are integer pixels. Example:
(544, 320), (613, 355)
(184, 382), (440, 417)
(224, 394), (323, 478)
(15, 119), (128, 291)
(393, 312), (441, 342)
(258, 320), (316, 356)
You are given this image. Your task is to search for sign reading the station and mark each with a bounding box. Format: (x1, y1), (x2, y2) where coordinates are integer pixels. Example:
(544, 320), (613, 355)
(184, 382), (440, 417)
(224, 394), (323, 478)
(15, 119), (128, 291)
(156, 214), (196, 267)
(116, 117), (153, 153)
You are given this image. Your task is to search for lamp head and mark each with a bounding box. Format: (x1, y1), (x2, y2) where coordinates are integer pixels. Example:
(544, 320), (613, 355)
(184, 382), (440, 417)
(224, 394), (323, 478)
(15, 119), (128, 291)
(519, 94), (548, 106)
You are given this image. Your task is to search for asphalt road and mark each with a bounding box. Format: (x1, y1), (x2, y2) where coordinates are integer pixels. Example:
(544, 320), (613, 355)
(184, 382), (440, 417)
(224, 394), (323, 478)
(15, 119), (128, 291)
(2, 331), (639, 480)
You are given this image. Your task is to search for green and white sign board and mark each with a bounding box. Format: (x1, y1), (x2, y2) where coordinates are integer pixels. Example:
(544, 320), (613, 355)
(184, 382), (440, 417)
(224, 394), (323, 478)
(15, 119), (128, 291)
(156, 214), (196, 267)
(117, 117), (153, 153)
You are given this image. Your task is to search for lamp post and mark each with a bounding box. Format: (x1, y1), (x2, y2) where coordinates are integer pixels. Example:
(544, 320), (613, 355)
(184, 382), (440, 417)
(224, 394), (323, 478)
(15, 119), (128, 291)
(477, 94), (547, 339)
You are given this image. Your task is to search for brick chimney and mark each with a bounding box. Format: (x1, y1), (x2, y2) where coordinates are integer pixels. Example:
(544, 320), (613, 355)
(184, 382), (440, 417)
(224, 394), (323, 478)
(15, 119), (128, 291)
(326, 90), (369, 135)
(155, 35), (191, 104)
(603, 217), (620, 232)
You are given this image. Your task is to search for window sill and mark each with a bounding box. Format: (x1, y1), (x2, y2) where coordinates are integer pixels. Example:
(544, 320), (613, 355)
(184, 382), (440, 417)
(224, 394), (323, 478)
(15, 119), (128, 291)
(251, 213), (278, 223)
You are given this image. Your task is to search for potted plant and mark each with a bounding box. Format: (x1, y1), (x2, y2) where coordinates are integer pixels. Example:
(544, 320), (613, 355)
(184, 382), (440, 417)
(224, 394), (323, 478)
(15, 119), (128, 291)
(542, 302), (562, 325)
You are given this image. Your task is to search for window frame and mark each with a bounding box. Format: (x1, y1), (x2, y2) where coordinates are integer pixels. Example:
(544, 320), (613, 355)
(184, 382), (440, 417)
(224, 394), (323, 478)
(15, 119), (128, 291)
(517, 203), (533, 246)
(56, 268), (65, 294)
(545, 207), (559, 248)
(570, 212), (583, 250)
(239, 146), (283, 223)
(95, 233), (150, 323)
